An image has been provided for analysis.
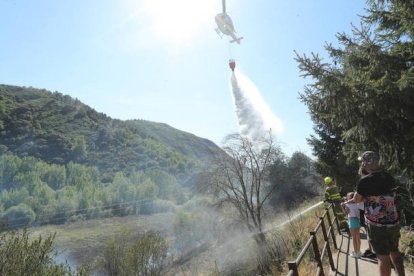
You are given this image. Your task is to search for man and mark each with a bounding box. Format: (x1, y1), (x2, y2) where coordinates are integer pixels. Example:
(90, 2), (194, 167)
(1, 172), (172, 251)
(357, 166), (376, 258)
(345, 151), (405, 276)
(324, 176), (348, 232)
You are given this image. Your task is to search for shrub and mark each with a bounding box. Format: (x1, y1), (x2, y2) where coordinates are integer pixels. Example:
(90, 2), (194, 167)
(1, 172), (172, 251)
(126, 231), (168, 275)
(400, 228), (414, 258)
(102, 229), (168, 276)
(2, 203), (36, 228)
(0, 227), (89, 276)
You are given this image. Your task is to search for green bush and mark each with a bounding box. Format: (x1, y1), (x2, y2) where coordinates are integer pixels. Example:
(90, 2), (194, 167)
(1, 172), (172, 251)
(2, 203), (36, 228)
(126, 231), (168, 276)
(400, 228), (414, 257)
(102, 230), (168, 276)
(0, 227), (89, 276)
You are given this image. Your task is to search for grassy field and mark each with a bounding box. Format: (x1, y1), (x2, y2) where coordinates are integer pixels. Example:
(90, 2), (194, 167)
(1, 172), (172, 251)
(26, 198), (329, 275)
(29, 213), (176, 269)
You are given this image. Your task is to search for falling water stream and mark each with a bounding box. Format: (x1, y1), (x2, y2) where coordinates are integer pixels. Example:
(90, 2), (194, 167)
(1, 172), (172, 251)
(230, 70), (283, 140)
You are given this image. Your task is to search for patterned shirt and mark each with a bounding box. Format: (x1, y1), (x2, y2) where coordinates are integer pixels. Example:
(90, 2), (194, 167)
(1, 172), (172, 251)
(356, 170), (399, 226)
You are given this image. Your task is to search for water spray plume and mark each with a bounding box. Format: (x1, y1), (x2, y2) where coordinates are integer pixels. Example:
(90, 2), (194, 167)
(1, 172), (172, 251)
(230, 69), (283, 141)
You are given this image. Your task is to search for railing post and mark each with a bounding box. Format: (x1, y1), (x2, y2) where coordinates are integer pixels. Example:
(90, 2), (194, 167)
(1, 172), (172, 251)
(288, 261), (298, 276)
(310, 231), (324, 276)
(320, 217), (336, 272)
(325, 208), (338, 249)
(285, 203), (342, 275)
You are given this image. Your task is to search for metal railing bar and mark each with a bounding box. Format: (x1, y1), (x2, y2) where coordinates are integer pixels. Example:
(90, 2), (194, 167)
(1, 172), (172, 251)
(286, 202), (341, 275)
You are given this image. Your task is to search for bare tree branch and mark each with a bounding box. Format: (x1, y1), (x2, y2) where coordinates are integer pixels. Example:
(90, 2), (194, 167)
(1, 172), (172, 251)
(210, 131), (283, 241)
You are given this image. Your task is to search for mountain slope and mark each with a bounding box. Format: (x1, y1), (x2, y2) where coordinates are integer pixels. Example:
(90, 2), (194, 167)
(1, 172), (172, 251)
(0, 84), (223, 181)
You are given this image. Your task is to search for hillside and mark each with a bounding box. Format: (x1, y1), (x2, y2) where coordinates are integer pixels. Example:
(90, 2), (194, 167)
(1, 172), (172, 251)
(0, 84), (223, 181)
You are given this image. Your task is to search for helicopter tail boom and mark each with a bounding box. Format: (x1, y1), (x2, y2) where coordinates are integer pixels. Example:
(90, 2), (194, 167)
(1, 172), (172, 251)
(230, 36), (243, 44)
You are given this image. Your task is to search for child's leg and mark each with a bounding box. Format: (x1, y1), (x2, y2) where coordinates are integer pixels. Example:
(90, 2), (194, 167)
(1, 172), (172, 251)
(350, 229), (360, 253)
(354, 228), (361, 253)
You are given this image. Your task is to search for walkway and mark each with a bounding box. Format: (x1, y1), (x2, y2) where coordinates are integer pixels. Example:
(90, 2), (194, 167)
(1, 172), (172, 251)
(332, 229), (414, 276)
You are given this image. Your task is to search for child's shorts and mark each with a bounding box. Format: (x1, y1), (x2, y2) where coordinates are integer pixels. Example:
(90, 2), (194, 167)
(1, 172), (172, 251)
(348, 217), (360, 229)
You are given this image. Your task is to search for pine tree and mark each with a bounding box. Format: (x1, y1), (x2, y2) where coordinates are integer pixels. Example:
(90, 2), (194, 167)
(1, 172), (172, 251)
(296, 0), (414, 217)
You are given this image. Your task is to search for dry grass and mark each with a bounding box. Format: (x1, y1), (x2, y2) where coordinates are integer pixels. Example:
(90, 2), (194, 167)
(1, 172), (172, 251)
(26, 198), (330, 275)
(29, 213), (176, 267)
(271, 200), (335, 275)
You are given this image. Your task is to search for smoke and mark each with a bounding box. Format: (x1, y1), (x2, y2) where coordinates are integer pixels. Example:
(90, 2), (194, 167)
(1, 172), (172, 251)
(230, 70), (283, 140)
(173, 197), (260, 274)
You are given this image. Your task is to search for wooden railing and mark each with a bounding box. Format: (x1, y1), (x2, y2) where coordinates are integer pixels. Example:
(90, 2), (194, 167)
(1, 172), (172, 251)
(286, 203), (341, 276)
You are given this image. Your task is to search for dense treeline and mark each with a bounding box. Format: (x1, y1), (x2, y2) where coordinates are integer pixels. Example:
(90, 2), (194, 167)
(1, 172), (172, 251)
(268, 151), (322, 209)
(0, 154), (187, 227)
(0, 150), (321, 229)
(296, 0), (414, 222)
(0, 85), (223, 182)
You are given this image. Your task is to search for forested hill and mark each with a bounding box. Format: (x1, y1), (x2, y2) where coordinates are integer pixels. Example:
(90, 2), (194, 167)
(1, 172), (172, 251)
(0, 84), (223, 181)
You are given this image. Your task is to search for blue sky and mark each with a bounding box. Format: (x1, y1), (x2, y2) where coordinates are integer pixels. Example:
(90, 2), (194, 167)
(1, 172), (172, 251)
(0, 0), (367, 156)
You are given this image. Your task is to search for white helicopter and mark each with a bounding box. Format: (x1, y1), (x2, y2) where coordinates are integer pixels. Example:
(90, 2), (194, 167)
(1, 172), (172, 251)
(215, 0), (243, 44)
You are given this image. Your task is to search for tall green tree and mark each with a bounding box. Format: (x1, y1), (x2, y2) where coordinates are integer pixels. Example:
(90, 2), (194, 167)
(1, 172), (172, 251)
(136, 179), (159, 214)
(42, 164), (66, 190)
(66, 162), (99, 191)
(296, 0), (414, 214)
(71, 136), (87, 162)
(268, 151), (322, 209)
(0, 155), (22, 189)
(298, 0), (414, 171)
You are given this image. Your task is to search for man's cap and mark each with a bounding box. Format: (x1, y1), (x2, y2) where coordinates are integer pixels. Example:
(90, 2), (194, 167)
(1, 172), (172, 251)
(358, 151), (379, 164)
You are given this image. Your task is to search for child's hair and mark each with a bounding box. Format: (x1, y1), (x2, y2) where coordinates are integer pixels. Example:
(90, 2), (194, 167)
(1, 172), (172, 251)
(347, 192), (354, 200)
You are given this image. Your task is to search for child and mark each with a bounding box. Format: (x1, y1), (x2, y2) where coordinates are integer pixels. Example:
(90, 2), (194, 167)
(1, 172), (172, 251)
(342, 192), (362, 258)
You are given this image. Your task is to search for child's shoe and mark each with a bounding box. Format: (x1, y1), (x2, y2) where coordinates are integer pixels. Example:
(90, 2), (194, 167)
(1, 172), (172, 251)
(350, 251), (360, 258)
